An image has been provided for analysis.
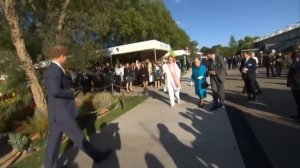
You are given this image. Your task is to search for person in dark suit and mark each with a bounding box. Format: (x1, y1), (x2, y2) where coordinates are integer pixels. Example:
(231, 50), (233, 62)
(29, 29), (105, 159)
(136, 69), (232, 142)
(263, 52), (275, 77)
(241, 51), (257, 101)
(239, 57), (247, 94)
(275, 52), (284, 77)
(206, 50), (226, 111)
(44, 45), (110, 168)
(287, 45), (300, 121)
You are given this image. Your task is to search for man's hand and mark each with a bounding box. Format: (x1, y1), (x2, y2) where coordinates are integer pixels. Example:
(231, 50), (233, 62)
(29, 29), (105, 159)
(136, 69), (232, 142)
(242, 67), (248, 73)
(209, 71), (216, 75)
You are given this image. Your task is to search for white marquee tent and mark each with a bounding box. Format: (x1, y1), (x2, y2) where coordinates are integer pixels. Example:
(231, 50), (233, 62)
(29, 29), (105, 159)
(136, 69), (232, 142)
(101, 40), (171, 63)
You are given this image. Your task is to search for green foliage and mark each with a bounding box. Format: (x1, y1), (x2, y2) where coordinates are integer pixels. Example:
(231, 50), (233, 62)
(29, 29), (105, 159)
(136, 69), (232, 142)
(0, 67), (33, 133)
(20, 110), (48, 139)
(8, 133), (29, 152)
(229, 35), (237, 48)
(1, 0), (192, 71)
(200, 47), (210, 54)
(202, 35), (260, 56)
(28, 137), (47, 151)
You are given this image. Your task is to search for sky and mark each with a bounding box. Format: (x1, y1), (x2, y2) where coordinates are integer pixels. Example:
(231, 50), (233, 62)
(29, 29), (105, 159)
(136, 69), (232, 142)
(164, 0), (300, 48)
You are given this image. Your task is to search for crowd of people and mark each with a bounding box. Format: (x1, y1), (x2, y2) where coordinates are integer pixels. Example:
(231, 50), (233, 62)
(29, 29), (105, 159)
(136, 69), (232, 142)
(67, 58), (183, 95)
(190, 46), (300, 118)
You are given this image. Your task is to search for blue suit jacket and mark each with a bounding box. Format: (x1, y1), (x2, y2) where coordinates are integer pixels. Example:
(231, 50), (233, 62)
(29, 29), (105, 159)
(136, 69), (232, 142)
(44, 62), (77, 123)
(240, 57), (256, 79)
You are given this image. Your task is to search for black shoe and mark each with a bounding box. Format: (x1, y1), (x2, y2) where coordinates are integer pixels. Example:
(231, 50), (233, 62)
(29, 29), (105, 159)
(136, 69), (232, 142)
(256, 91), (262, 95)
(209, 106), (218, 111)
(94, 150), (112, 164)
(218, 104), (225, 109)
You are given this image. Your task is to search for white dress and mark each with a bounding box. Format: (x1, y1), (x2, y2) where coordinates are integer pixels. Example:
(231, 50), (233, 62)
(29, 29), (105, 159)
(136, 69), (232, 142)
(162, 63), (181, 107)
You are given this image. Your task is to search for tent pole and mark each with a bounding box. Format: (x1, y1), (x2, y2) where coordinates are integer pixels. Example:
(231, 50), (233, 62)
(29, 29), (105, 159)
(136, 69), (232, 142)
(154, 49), (157, 62)
(110, 55), (114, 95)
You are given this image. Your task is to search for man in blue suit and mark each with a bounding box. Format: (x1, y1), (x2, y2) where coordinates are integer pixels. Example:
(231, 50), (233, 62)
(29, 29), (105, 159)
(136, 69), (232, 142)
(240, 51), (257, 101)
(44, 45), (110, 168)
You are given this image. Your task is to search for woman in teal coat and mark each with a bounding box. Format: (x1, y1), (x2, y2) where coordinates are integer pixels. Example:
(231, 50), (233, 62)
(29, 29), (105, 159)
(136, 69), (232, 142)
(191, 58), (208, 108)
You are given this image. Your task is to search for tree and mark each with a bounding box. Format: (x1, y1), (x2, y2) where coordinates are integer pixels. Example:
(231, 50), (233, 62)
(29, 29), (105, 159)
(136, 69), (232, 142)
(228, 35), (238, 56)
(200, 46), (210, 54)
(56, 0), (70, 43)
(228, 35), (237, 48)
(188, 40), (199, 58)
(4, 0), (47, 113)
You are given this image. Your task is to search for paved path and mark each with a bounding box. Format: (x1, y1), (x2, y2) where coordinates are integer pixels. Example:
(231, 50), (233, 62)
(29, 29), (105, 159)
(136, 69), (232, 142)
(59, 70), (245, 168)
(225, 68), (300, 168)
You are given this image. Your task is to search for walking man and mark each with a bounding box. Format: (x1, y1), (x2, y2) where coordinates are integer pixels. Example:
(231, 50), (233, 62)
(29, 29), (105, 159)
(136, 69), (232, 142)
(263, 51), (275, 77)
(242, 52), (257, 101)
(44, 45), (110, 168)
(251, 52), (262, 95)
(275, 52), (284, 77)
(206, 50), (226, 110)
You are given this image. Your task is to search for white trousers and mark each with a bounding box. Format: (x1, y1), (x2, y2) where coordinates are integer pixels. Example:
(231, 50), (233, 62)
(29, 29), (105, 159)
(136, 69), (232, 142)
(167, 84), (180, 106)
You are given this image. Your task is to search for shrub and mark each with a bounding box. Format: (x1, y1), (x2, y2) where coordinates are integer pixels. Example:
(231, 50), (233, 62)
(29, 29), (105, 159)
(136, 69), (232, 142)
(8, 133), (29, 152)
(0, 70), (33, 133)
(91, 92), (114, 111)
(19, 110), (48, 140)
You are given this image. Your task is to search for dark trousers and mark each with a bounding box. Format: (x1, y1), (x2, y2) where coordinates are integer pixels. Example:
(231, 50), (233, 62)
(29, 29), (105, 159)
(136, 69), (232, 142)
(255, 80), (262, 92)
(114, 75), (121, 92)
(275, 63), (282, 76)
(210, 76), (225, 106)
(45, 120), (100, 168)
(245, 77), (256, 101)
(242, 80), (261, 93)
(227, 62), (232, 69)
(291, 89), (300, 117)
(265, 64), (275, 77)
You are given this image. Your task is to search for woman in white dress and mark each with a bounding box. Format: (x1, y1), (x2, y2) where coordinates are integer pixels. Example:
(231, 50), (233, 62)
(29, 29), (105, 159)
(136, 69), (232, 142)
(162, 55), (181, 107)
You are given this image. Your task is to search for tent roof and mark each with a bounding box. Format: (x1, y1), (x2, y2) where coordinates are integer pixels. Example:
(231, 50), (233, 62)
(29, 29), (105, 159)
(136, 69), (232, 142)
(101, 40), (171, 57)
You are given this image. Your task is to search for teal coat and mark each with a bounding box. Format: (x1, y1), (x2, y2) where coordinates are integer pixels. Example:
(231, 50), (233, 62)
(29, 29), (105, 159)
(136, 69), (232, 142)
(191, 64), (208, 98)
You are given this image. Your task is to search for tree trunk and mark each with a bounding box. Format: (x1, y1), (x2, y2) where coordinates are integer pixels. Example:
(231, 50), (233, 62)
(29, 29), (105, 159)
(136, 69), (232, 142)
(56, 0), (70, 43)
(4, 0), (47, 113)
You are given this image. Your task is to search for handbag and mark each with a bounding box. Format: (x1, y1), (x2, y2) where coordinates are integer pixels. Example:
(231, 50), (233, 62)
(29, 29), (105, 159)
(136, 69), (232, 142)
(202, 80), (209, 88)
(149, 75), (154, 82)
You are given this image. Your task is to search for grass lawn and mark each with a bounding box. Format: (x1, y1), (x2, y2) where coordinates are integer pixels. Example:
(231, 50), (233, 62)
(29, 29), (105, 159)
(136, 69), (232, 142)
(12, 95), (148, 168)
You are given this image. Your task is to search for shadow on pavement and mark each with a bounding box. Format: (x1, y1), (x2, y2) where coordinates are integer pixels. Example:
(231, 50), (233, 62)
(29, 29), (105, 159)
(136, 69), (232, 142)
(225, 105), (273, 168)
(157, 123), (208, 168)
(225, 87), (300, 168)
(57, 122), (121, 168)
(91, 123), (121, 168)
(145, 153), (164, 168)
(148, 90), (170, 106)
(156, 104), (243, 168)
